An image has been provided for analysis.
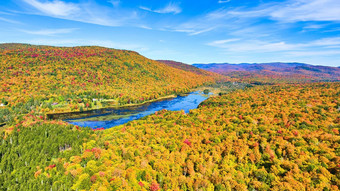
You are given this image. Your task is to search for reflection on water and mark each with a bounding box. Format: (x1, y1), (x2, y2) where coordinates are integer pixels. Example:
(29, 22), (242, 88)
(65, 91), (210, 129)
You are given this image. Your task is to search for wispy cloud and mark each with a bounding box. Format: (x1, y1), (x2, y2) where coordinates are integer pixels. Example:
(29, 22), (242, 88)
(189, 27), (215, 35)
(288, 50), (340, 57)
(155, 2), (181, 14)
(140, 2), (181, 14)
(304, 25), (324, 30)
(139, 6), (152, 12)
(170, 9), (225, 35)
(171, 0), (340, 36)
(208, 39), (240, 46)
(207, 37), (340, 53)
(0, 11), (16, 15)
(227, 0), (340, 22)
(301, 24), (326, 32)
(139, 25), (152, 30)
(20, 28), (78, 36)
(218, 0), (231, 3)
(19, 0), (140, 27)
(0, 17), (22, 24)
(108, 0), (120, 7)
(271, 0), (340, 22)
(323, 27), (340, 33)
(22, 0), (79, 17)
(172, 27), (215, 35)
(208, 40), (296, 52)
(171, 6), (259, 36)
(309, 37), (340, 47)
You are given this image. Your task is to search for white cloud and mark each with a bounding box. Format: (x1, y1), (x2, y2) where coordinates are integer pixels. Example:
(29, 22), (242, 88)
(22, 0), (79, 17)
(207, 37), (340, 53)
(288, 50), (340, 57)
(303, 24), (324, 29)
(227, 0), (340, 22)
(218, 0), (231, 3)
(221, 41), (296, 52)
(301, 24), (326, 32)
(20, 0), (140, 27)
(170, 9), (226, 35)
(155, 3), (181, 14)
(309, 37), (340, 47)
(189, 27), (215, 35)
(139, 6), (152, 12)
(271, 0), (340, 22)
(0, 11), (16, 15)
(139, 25), (152, 30)
(171, 7), (272, 36)
(108, 0), (120, 7)
(208, 39), (240, 46)
(206, 8), (231, 20)
(20, 28), (78, 36)
(0, 17), (22, 24)
(140, 2), (181, 14)
(172, 0), (340, 37)
(323, 27), (340, 33)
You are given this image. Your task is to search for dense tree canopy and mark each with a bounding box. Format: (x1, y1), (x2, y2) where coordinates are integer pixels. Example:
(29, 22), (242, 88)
(4, 82), (336, 190)
(0, 44), (339, 190)
(0, 121), (94, 190)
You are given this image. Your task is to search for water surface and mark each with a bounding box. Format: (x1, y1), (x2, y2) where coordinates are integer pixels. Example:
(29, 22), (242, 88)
(65, 91), (210, 129)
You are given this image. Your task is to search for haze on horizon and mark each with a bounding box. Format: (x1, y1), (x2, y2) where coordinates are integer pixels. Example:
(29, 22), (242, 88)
(0, 0), (340, 67)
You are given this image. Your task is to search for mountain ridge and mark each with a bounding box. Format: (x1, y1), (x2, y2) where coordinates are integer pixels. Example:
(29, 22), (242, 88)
(193, 62), (340, 83)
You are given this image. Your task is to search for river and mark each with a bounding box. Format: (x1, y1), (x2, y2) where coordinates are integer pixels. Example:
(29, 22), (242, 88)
(65, 91), (211, 129)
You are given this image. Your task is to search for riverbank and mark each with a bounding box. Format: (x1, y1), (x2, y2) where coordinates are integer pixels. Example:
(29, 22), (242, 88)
(47, 83), (239, 121)
(65, 90), (211, 129)
(46, 94), (177, 120)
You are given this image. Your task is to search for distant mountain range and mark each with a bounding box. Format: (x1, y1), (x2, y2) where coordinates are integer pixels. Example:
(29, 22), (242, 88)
(193, 62), (340, 83)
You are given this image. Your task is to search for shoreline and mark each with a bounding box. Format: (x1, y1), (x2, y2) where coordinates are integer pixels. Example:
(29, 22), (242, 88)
(46, 94), (178, 120)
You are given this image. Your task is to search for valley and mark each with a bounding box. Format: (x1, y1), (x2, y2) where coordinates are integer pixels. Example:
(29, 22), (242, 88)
(0, 44), (339, 191)
(1, 0), (340, 190)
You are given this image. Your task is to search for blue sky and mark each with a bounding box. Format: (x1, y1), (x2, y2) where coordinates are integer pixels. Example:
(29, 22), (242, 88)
(0, 0), (340, 66)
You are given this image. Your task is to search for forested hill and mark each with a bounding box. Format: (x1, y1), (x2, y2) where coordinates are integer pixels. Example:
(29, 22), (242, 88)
(193, 62), (340, 83)
(157, 60), (226, 80)
(0, 43), (224, 115)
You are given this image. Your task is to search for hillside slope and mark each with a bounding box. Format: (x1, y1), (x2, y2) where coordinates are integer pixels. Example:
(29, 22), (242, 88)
(0, 43), (220, 121)
(194, 62), (340, 83)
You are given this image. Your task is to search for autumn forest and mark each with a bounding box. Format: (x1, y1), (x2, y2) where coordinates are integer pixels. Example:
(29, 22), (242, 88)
(0, 43), (339, 191)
